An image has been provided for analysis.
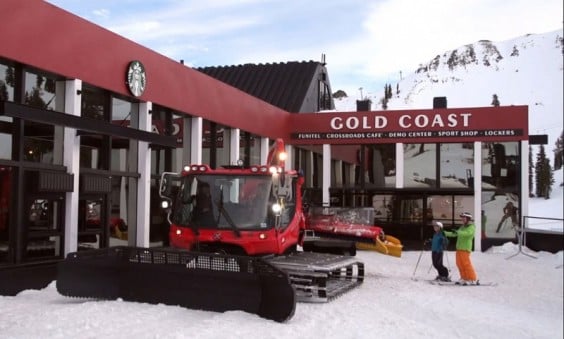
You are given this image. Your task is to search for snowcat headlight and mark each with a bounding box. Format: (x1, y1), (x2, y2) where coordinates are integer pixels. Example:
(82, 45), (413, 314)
(183, 165), (191, 172)
(191, 165), (199, 171)
(175, 229), (182, 235)
(161, 200), (170, 209)
(269, 166), (278, 174)
(272, 203), (282, 214)
(278, 152), (287, 161)
(198, 165), (207, 171)
(259, 233), (267, 240)
(250, 166), (259, 173)
(260, 166), (268, 173)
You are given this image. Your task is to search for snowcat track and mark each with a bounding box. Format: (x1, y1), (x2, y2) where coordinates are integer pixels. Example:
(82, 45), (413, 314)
(56, 246), (295, 322)
(266, 252), (364, 302)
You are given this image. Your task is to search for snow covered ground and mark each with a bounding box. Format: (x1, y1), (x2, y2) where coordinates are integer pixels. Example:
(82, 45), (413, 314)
(1, 243), (562, 339)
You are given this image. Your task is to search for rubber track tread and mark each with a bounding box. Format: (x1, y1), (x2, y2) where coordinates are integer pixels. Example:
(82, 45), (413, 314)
(56, 247), (295, 322)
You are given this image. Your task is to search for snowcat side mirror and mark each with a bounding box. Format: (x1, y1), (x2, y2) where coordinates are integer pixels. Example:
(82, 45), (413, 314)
(159, 174), (171, 198)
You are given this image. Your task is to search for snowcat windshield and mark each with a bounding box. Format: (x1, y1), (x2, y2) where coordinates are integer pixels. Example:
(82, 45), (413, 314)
(171, 174), (274, 230)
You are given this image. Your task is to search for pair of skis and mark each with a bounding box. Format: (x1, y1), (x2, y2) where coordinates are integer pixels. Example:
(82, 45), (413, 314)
(428, 280), (497, 287)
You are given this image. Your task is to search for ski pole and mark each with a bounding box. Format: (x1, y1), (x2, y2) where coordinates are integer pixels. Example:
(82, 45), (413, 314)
(411, 249), (424, 279)
(411, 241), (427, 279)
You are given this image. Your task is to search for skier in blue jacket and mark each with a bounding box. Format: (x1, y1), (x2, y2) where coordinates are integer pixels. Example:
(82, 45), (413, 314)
(429, 221), (450, 281)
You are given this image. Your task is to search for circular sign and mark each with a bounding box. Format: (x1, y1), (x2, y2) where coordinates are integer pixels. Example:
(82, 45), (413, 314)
(126, 60), (146, 97)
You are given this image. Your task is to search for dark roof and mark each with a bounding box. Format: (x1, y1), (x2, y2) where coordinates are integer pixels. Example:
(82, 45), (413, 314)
(196, 61), (321, 113)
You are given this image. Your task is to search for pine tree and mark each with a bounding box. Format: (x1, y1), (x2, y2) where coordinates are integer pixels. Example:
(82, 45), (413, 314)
(554, 130), (563, 170)
(540, 158), (554, 199)
(528, 145), (534, 197)
(534, 145), (545, 197)
(535, 145), (555, 199)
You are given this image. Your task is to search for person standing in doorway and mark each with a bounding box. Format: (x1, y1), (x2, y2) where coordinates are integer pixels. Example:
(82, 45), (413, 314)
(444, 212), (478, 285)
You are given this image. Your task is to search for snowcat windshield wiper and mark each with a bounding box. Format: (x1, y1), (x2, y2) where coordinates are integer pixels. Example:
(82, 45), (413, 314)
(215, 185), (241, 238)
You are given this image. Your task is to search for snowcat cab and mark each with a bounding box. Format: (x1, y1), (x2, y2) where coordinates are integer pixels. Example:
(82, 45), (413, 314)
(159, 163), (303, 256)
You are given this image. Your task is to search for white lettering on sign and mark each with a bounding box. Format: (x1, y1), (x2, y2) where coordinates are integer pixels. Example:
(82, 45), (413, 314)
(332, 112), (473, 131)
(330, 116), (388, 130)
(399, 113), (473, 128)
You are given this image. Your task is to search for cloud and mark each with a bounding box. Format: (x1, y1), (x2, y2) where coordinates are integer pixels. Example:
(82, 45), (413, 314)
(92, 8), (109, 19)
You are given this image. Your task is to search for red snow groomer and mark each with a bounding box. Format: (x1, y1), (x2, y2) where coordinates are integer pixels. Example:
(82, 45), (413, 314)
(57, 139), (401, 322)
(160, 139), (401, 295)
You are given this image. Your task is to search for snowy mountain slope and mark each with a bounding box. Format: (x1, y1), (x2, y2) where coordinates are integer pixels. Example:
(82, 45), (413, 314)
(334, 29), (563, 151)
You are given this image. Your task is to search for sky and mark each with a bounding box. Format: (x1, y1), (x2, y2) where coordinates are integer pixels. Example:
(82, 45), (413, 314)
(44, 0), (563, 97)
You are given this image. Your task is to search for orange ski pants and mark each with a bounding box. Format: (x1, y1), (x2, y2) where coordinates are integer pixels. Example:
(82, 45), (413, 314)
(455, 250), (477, 281)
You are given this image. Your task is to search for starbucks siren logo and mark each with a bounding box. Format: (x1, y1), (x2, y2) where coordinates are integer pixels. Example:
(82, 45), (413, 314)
(126, 60), (146, 97)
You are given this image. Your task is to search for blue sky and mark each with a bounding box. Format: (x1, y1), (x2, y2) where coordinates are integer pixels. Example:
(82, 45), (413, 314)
(46, 0), (563, 99)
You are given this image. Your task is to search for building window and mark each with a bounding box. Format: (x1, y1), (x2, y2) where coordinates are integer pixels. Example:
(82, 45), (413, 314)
(439, 143), (474, 188)
(0, 61), (15, 102)
(240, 132), (261, 166)
(0, 166), (12, 264)
(481, 142), (519, 192)
(318, 80), (332, 111)
(23, 120), (61, 164)
(24, 70), (58, 111)
(372, 194), (394, 224)
(111, 97), (138, 129)
(108, 176), (137, 248)
(110, 98), (139, 172)
(481, 192), (520, 239)
(0, 116), (12, 160)
(481, 141), (521, 239)
(427, 195), (473, 227)
(366, 144), (396, 188)
(404, 143), (437, 187)
(81, 85), (107, 121)
(24, 196), (64, 261)
(202, 121), (230, 168)
(404, 143), (474, 189)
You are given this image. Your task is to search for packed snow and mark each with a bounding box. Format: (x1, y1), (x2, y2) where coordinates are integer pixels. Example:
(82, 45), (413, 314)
(0, 243), (562, 339)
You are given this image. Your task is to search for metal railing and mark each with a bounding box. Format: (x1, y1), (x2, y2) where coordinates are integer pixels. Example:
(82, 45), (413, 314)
(507, 216), (564, 268)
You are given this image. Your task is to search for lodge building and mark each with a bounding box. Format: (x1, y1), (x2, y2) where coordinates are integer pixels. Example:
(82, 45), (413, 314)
(0, 1), (531, 293)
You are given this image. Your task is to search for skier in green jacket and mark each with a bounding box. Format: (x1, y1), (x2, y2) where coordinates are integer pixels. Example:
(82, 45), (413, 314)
(443, 212), (478, 285)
